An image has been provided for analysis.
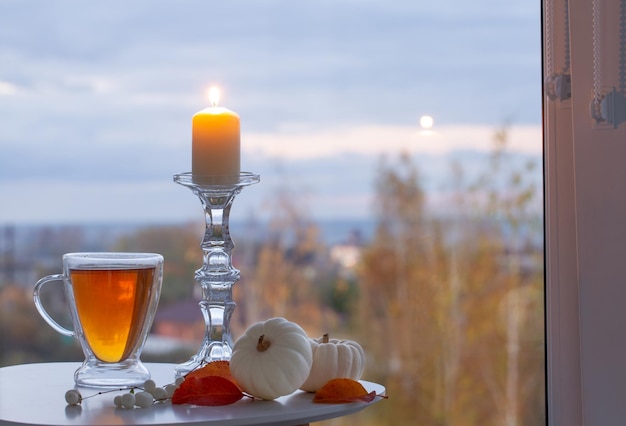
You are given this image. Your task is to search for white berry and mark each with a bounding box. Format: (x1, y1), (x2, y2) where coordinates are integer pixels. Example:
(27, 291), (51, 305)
(65, 389), (82, 406)
(175, 377), (185, 386)
(143, 379), (157, 393)
(113, 395), (123, 408)
(121, 393), (136, 409)
(134, 391), (154, 408)
(164, 384), (178, 398)
(150, 387), (168, 401)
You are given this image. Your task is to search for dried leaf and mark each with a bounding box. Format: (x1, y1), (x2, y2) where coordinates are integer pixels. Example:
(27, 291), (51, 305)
(313, 378), (378, 404)
(186, 361), (234, 382)
(172, 375), (243, 406)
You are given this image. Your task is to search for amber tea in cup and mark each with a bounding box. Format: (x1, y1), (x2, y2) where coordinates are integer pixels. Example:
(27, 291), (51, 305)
(34, 253), (163, 388)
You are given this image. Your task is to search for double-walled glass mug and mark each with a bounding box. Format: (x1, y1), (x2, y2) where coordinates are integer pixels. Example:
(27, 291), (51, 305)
(33, 252), (164, 388)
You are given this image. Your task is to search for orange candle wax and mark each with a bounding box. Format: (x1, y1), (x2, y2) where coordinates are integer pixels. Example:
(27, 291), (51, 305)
(192, 87), (240, 182)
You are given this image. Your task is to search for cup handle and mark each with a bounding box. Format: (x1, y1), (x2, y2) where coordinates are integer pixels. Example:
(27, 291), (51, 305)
(33, 274), (75, 337)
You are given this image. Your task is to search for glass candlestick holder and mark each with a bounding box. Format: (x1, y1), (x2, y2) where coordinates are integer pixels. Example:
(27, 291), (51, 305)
(173, 172), (259, 377)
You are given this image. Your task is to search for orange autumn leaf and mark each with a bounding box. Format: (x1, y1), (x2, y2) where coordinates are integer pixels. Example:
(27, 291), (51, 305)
(313, 378), (378, 404)
(172, 375), (243, 406)
(186, 360), (234, 382)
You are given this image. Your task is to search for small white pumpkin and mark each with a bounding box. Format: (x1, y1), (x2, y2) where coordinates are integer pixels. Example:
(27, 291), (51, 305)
(300, 333), (366, 392)
(230, 317), (313, 400)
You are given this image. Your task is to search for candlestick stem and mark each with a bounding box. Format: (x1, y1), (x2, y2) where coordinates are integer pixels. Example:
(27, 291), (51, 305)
(173, 172), (259, 377)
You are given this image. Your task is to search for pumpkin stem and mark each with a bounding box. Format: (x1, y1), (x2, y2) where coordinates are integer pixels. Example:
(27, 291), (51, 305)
(322, 333), (329, 343)
(257, 334), (271, 352)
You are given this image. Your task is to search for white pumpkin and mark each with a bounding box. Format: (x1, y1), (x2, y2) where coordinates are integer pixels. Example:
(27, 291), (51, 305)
(230, 317), (313, 400)
(300, 333), (366, 392)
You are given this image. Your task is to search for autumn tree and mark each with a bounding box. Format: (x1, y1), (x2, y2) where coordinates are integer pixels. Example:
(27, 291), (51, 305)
(355, 127), (543, 425)
(0, 285), (82, 366)
(234, 187), (342, 338)
(113, 222), (202, 303)
(357, 151), (454, 424)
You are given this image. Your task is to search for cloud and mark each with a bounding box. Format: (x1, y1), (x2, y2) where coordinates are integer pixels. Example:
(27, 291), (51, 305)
(0, 0), (541, 130)
(0, 178), (202, 223)
(0, 127), (542, 225)
(0, 81), (19, 96)
(0, 0), (543, 224)
(243, 124), (542, 159)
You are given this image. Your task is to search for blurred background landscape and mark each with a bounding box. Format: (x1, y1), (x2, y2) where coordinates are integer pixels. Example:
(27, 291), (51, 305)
(0, 130), (544, 424)
(0, 1), (543, 424)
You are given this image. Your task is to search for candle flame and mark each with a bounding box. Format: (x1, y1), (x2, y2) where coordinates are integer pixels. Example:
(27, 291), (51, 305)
(208, 86), (220, 107)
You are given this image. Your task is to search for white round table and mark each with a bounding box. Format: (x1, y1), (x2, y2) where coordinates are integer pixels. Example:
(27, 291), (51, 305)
(0, 363), (385, 426)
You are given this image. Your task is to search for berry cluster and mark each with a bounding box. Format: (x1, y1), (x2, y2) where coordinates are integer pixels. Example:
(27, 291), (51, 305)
(64, 377), (184, 409)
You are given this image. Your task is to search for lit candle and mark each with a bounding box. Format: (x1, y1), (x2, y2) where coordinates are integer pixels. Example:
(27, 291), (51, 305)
(192, 86), (240, 183)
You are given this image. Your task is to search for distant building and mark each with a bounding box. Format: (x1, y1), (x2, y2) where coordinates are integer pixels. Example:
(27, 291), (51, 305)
(329, 228), (365, 277)
(330, 244), (361, 270)
(152, 299), (205, 343)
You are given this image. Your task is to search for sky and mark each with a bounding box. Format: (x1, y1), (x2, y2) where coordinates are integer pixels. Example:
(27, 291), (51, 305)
(0, 0), (542, 225)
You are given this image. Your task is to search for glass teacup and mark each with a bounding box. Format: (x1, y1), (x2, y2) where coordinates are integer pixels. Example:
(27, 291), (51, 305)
(33, 252), (163, 388)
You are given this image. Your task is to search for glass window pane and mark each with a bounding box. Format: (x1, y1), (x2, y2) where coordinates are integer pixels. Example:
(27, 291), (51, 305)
(0, 1), (543, 424)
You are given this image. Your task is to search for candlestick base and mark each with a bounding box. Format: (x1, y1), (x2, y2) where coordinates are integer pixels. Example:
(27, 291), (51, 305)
(173, 172), (259, 377)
